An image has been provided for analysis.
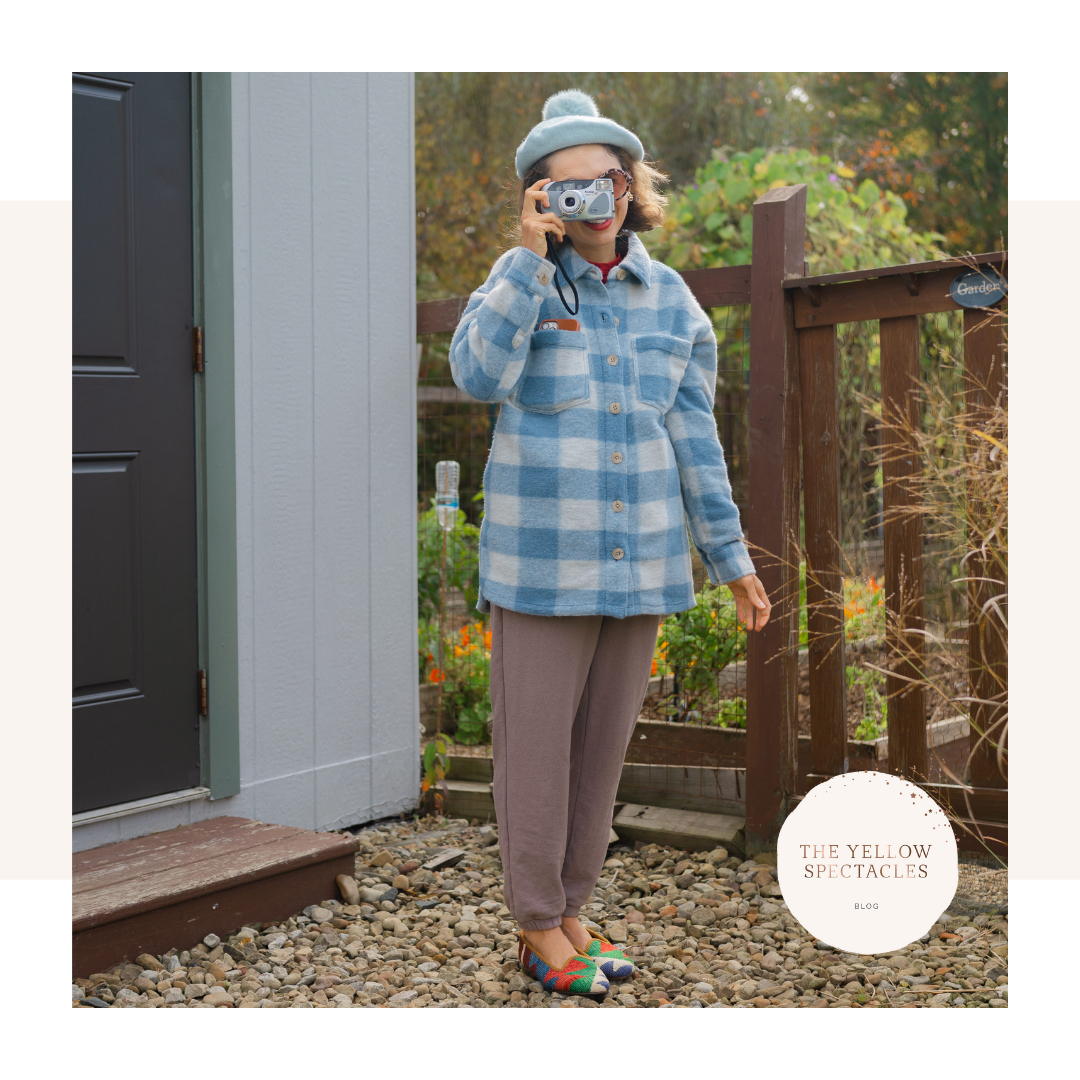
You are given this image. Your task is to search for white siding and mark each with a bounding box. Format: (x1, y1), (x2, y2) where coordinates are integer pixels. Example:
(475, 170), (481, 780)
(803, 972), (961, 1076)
(74, 73), (418, 851)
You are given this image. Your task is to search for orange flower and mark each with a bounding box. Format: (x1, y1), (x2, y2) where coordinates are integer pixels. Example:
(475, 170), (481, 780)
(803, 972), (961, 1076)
(651, 658), (659, 676)
(428, 668), (445, 683)
(856, 606), (865, 615)
(483, 630), (492, 649)
(460, 627), (471, 646)
(453, 645), (465, 658)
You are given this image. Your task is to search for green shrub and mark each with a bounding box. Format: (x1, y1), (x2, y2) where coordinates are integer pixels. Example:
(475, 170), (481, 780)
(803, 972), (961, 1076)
(717, 697), (746, 729)
(645, 146), (944, 277)
(657, 582), (746, 718)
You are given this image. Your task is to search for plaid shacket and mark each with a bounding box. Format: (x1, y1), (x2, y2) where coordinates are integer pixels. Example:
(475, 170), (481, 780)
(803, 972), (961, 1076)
(449, 232), (755, 618)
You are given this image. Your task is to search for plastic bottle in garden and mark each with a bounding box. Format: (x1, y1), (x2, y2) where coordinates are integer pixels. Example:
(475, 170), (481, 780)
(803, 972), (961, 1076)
(435, 460), (460, 532)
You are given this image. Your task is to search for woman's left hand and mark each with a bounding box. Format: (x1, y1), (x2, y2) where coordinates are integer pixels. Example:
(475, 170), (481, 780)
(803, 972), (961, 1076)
(727, 574), (771, 632)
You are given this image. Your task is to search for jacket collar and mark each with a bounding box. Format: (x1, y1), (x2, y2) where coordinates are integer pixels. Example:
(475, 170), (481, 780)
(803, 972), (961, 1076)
(555, 231), (653, 289)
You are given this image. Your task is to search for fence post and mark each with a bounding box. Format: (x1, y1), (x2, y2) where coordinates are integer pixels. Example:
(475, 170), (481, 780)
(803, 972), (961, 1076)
(963, 304), (1008, 787)
(745, 184), (806, 853)
(880, 315), (928, 781)
(799, 323), (848, 780)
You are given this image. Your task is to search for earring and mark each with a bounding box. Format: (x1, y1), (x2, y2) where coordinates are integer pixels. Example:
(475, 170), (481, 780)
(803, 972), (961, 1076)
(627, 193), (634, 202)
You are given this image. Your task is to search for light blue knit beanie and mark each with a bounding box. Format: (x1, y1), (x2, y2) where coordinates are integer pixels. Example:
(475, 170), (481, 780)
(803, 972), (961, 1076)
(515, 89), (644, 178)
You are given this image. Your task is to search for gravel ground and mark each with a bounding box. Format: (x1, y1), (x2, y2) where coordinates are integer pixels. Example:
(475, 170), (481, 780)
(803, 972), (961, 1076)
(73, 816), (1008, 1009)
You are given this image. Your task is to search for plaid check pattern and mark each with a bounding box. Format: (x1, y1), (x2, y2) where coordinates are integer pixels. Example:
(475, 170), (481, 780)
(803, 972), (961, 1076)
(449, 233), (755, 619)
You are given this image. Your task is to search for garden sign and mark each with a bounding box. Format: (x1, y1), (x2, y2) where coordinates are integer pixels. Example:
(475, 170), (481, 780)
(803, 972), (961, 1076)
(949, 268), (1007, 308)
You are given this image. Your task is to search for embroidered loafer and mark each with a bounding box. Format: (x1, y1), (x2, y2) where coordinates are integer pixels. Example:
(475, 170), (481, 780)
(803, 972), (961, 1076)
(577, 927), (636, 980)
(518, 931), (610, 996)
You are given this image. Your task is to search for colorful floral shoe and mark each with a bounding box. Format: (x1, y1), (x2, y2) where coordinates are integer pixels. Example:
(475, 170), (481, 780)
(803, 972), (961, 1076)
(577, 927), (636, 980)
(517, 931), (610, 996)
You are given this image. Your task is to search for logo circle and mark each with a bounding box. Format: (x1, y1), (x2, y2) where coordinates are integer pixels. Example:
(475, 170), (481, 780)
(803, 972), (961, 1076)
(777, 771), (958, 955)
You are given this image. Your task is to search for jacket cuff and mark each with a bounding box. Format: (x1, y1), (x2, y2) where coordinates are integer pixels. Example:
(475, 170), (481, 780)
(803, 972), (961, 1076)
(703, 540), (756, 586)
(504, 245), (556, 296)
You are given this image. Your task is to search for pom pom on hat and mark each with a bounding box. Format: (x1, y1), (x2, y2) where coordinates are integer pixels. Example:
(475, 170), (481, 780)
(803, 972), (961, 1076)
(514, 89), (644, 177)
(541, 89), (600, 121)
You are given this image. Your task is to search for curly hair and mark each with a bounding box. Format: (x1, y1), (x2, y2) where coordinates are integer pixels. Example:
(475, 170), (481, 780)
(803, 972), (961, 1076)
(506, 143), (668, 246)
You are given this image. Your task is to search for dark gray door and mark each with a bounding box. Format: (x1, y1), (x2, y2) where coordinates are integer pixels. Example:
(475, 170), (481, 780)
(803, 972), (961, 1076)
(73, 72), (200, 813)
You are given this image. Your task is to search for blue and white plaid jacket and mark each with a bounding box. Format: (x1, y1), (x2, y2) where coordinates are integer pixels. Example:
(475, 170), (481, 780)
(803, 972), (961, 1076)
(449, 232), (755, 618)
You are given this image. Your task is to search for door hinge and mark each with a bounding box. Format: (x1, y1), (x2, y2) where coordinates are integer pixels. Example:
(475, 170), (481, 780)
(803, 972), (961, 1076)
(193, 325), (204, 373)
(197, 668), (208, 716)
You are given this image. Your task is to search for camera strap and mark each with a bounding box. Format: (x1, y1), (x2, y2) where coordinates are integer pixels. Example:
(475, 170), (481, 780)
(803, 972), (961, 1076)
(545, 234), (579, 317)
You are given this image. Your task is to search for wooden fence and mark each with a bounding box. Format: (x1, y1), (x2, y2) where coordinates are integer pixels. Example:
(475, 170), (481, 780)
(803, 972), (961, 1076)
(416, 184), (1007, 858)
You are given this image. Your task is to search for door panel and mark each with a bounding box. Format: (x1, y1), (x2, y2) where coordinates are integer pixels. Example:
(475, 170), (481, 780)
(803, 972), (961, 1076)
(72, 76), (137, 376)
(72, 454), (142, 706)
(72, 73), (200, 812)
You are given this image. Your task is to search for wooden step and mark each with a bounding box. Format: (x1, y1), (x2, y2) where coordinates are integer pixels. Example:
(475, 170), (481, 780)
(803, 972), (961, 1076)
(443, 780), (496, 823)
(72, 816), (358, 978)
(613, 803), (746, 856)
(447, 756), (494, 782)
(617, 763), (745, 817)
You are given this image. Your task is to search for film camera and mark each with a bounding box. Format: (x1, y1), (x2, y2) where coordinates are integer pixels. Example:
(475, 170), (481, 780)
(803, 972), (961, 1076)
(540, 177), (615, 222)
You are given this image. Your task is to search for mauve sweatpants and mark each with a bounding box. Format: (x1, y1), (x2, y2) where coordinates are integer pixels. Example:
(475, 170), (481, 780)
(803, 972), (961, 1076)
(489, 603), (661, 931)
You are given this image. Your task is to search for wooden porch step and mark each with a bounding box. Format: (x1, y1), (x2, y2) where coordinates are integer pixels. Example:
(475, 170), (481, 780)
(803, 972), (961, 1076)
(613, 803), (746, 856)
(443, 780), (496, 824)
(72, 816), (359, 978)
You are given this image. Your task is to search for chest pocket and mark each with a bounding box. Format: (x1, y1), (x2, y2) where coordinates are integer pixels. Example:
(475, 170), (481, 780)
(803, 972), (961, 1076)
(512, 328), (590, 414)
(632, 333), (693, 412)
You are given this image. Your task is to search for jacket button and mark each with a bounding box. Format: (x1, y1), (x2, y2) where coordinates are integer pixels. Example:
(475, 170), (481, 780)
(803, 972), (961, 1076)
(537, 272), (550, 286)
(612, 548), (625, 560)
(609, 402), (621, 414)
(607, 355), (618, 366)
(512, 333), (524, 348)
(612, 501), (624, 512)
(616, 269), (627, 280)
(611, 451), (623, 464)
(614, 316), (619, 325)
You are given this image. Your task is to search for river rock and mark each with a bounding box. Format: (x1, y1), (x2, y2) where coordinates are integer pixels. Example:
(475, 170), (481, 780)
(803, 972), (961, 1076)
(336, 875), (361, 905)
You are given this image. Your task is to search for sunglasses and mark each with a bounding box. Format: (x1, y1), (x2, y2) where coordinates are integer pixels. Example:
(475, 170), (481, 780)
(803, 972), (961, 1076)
(601, 168), (633, 201)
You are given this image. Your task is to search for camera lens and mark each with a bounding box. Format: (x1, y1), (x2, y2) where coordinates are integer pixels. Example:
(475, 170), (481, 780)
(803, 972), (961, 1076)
(558, 191), (581, 215)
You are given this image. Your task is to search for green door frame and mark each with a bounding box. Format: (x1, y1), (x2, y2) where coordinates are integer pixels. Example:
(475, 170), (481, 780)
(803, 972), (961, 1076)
(192, 73), (240, 798)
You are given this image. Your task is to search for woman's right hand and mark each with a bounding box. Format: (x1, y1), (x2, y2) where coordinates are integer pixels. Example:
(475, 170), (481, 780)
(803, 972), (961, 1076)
(521, 178), (565, 259)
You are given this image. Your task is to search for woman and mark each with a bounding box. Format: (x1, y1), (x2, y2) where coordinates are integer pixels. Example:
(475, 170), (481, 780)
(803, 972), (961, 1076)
(448, 89), (772, 997)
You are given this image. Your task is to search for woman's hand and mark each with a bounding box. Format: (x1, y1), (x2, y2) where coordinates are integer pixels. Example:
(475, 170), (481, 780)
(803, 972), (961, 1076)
(727, 574), (771, 632)
(520, 178), (565, 258)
